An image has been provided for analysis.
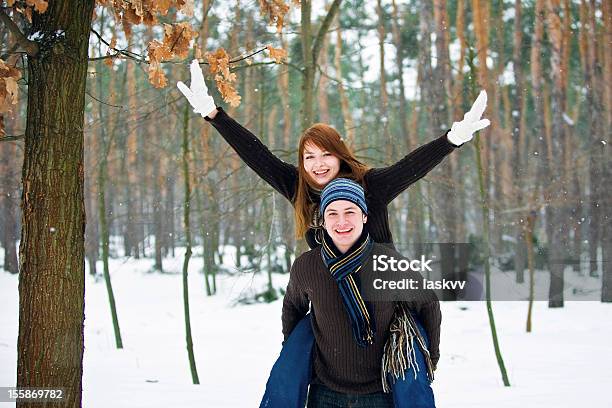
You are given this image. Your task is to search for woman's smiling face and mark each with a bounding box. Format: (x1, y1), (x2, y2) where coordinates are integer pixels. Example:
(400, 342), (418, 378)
(302, 142), (341, 188)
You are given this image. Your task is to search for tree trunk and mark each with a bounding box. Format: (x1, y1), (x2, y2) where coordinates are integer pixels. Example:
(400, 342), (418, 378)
(376, 0), (391, 161)
(276, 33), (296, 270)
(512, 0), (527, 283)
(600, 0), (612, 302)
(300, 0), (342, 131)
(317, 28), (330, 124)
(468, 0), (510, 386)
(1, 133), (19, 274)
(181, 103), (199, 384)
(334, 13), (355, 145)
(546, 0), (567, 308)
(391, 0), (409, 151)
(125, 58), (139, 258)
(17, 2), (95, 406)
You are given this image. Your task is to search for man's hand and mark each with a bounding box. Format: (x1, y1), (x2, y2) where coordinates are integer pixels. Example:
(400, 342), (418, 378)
(177, 59), (217, 118)
(447, 90), (491, 146)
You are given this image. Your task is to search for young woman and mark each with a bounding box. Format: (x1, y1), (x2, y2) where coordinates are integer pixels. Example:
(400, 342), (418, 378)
(177, 60), (490, 250)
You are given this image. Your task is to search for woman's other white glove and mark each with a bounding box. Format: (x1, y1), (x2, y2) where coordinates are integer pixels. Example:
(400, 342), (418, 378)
(447, 90), (491, 146)
(177, 59), (217, 118)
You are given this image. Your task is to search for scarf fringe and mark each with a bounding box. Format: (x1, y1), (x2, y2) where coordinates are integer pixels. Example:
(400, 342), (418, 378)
(381, 302), (435, 393)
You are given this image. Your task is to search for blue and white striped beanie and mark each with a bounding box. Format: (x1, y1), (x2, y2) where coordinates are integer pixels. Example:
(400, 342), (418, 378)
(320, 178), (368, 216)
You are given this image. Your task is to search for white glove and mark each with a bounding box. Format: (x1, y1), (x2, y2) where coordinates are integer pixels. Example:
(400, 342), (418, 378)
(447, 90), (491, 146)
(177, 59), (217, 118)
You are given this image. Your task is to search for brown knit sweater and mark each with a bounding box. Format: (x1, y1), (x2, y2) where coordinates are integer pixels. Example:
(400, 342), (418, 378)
(282, 242), (441, 395)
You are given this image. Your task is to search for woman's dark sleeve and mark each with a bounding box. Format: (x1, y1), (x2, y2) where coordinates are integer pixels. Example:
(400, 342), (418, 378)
(204, 107), (298, 201)
(365, 132), (459, 204)
(281, 258), (310, 341)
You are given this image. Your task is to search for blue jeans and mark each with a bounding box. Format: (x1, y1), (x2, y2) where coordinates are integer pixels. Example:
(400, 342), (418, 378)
(307, 384), (394, 408)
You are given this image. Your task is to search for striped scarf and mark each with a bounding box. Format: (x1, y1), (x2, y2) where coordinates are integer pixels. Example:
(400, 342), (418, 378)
(320, 229), (375, 347)
(381, 302), (435, 392)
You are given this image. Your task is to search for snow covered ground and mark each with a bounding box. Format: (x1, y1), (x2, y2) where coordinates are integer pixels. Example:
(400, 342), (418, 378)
(1, 247), (611, 407)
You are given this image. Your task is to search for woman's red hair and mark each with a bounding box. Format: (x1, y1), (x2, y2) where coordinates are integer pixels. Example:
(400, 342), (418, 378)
(294, 123), (369, 238)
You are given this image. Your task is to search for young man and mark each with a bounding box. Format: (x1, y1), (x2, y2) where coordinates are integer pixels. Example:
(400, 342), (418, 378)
(278, 178), (441, 408)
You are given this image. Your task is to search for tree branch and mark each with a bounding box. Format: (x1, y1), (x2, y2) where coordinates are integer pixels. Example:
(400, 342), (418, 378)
(0, 8), (38, 56)
(85, 90), (124, 108)
(312, 0), (342, 63)
(315, 63), (368, 90)
(90, 28), (145, 63)
(0, 134), (25, 142)
(90, 28), (273, 69)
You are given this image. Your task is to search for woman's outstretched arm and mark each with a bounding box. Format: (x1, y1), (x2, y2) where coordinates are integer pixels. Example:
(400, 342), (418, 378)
(365, 133), (459, 204)
(204, 107), (298, 201)
(366, 91), (490, 204)
(178, 60), (298, 201)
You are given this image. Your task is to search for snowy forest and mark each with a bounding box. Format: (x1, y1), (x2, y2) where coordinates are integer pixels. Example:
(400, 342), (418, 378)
(0, 0), (610, 407)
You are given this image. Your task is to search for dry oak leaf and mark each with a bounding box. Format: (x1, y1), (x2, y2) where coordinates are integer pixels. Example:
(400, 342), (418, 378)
(163, 22), (198, 59)
(150, 0), (173, 15)
(147, 40), (172, 63)
(215, 77), (241, 107)
(177, 0), (195, 16)
(26, 0), (48, 13)
(206, 48), (231, 78)
(266, 45), (287, 63)
(0, 59), (22, 113)
(259, 0), (291, 33)
(148, 62), (167, 88)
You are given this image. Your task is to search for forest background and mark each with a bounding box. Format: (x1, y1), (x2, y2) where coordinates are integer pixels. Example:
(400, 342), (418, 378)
(0, 0), (610, 405)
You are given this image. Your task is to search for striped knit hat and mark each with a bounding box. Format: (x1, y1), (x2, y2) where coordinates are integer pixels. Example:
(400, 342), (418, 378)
(320, 178), (368, 216)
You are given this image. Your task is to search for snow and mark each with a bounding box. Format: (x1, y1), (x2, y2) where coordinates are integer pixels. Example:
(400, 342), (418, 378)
(499, 61), (515, 86)
(503, 7), (515, 23)
(1, 246), (611, 407)
(27, 31), (43, 41)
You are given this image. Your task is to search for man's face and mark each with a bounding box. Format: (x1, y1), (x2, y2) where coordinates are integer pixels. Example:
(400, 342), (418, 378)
(323, 199), (367, 253)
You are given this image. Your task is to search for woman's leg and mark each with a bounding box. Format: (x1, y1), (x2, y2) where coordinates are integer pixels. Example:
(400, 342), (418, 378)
(260, 314), (314, 408)
(391, 315), (436, 408)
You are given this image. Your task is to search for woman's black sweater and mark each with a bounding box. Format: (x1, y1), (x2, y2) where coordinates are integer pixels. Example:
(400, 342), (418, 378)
(205, 107), (459, 249)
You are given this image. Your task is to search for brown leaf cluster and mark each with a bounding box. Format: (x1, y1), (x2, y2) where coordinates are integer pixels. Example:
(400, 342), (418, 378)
(0, 59), (22, 137)
(6, 0), (49, 23)
(97, 1), (198, 88)
(206, 49), (241, 107)
(0, 60), (21, 113)
(266, 45), (288, 63)
(258, 0), (296, 33)
(148, 62), (167, 88)
(101, 0), (194, 38)
(26, 0), (49, 13)
(163, 22), (198, 59)
(145, 23), (198, 89)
